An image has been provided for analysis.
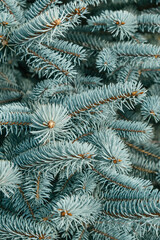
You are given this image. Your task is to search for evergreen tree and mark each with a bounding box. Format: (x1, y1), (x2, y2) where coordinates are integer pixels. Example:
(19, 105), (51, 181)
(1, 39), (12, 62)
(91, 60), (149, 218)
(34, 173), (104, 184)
(0, 0), (160, 239)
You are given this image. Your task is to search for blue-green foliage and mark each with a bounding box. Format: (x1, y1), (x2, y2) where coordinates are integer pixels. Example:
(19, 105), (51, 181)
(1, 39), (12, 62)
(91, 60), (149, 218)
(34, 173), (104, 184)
(88, 10), (138, 40)
(13, 141), (96, 175)
(109, 119), (154, 142)
(90, 129), (132, 174)
(0, 209), (58, 239)
(44, 194), (101, 230)
(97, 42), (160, 73)
(0, 0), (160, 239)
(25, 0), (61, 20)
(91, 222), (134, 240)
(41, 39), (87, 65)
(65, 81), (146, 116)
(141, 96), (160, 122)
(0, 160), (21, 197)
(21, 44), (77, 80)
(104, 190), (160, 219)
(0, 0), (24, 23)
(9, 6), (71, 45)
(0, 103), (31, 135)
(116, 65), (140, 83)
(23, 170), (53, 206)
(29, 77), (74, 102)
(96, 47), (117, 72)
(138, 13), (160, 33)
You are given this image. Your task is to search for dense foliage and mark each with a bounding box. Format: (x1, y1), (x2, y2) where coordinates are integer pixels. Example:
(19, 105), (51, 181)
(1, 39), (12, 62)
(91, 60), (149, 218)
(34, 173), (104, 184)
(0, 0), (160, 239)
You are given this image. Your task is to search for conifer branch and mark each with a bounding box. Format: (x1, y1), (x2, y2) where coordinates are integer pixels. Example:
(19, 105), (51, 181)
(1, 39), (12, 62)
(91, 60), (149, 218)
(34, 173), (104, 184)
(1, 1), (160, 239)
(25, 0), (58, 20)
(67, 81), (146, 117)
(125, 141), (160, 160)
(0, 0), (24, 23)
(9, 7), (71, 45)
(18, 187), (35, 218)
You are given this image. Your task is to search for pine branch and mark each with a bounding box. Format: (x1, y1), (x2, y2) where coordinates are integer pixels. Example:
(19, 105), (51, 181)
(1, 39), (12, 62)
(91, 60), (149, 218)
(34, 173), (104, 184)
(0, 107), (31, 135)
(125, 140), (160, 161)
(21, 44), (76, 80)
(13, 141), (97, 177)
(0, 160), (21, 197)
(9, 7), (71, 45)
(66, 81), (146, 117)
(0, 0), (24, 23)
(90, 166), (152, 190)
(0, 209), (57, 239)
(138, 13), (160, 33)
(109, 120), (153, 142)
(25, 0), (59, 20)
